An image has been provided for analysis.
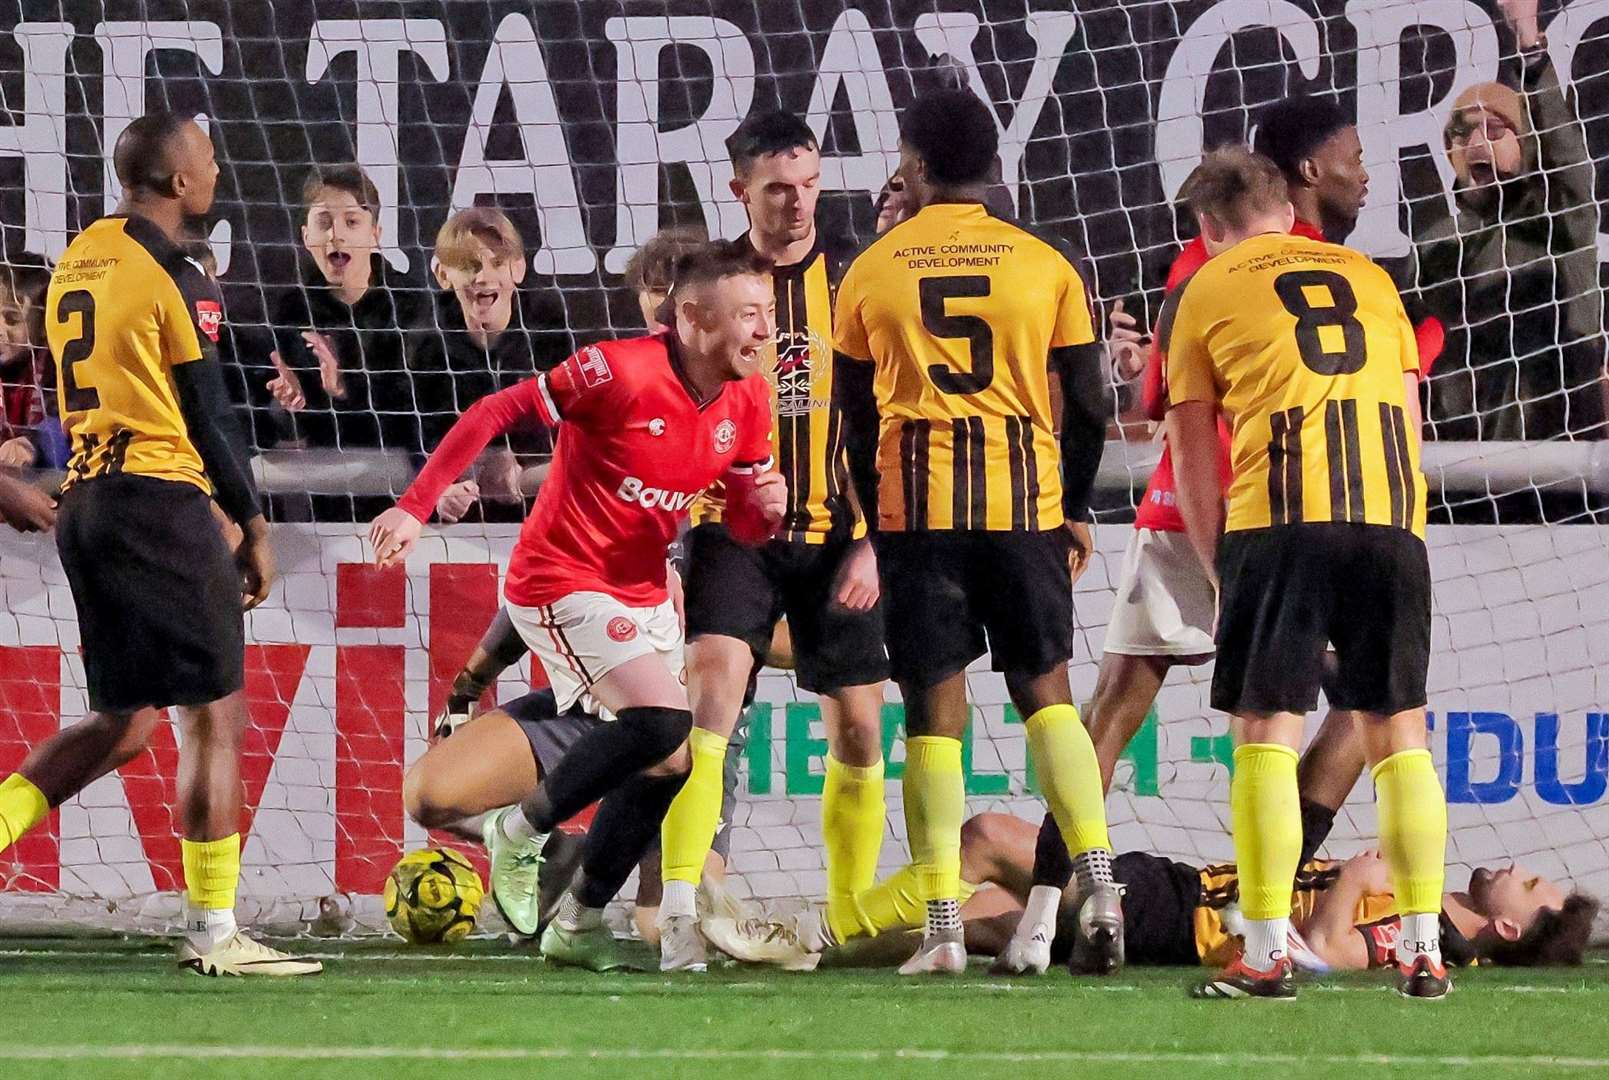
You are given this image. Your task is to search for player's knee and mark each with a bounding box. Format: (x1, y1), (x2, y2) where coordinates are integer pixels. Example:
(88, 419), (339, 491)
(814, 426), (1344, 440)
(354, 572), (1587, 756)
(688, 638), (753, 693)
(401, 764), (453, 829)
(617, 705), (693, 769)
(960, 812), (1010, 861)
(832, 710), (883, 766)
(96, 708), (163, 768)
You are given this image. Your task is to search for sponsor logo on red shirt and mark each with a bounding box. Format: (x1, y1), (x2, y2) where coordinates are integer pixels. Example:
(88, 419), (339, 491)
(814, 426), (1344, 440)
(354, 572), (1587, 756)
(606, 616), (637, 643)
(615, 475), (701, 512)
(578, 345), (612, 388)
(713, 419), (736, 454)
(195, 299), (223, 343)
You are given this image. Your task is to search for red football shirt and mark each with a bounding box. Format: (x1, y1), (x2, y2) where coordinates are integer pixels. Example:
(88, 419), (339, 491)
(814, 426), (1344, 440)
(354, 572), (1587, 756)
(398, 333), (774, 607)
(1133, 219), (1441, 533)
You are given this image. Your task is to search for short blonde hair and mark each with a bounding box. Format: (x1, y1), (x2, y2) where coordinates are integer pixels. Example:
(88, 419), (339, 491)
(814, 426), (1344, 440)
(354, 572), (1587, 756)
(1185, 146), (1290, 230)
(434, 206), (524, 271)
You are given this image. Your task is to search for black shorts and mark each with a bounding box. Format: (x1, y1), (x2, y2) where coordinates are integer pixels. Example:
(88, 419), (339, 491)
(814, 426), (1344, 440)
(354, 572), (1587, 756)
(502, 690), (743, 860)
(1212, 523), (1431, 715)
(56, 475), (244, 713)
(683, 524), (888, 694)
(1050, 851), (1203, 968)
(874, 529), (1075, 688)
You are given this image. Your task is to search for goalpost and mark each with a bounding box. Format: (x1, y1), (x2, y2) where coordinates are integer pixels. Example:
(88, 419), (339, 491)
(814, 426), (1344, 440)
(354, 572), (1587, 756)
(1, 1), (1607, 938)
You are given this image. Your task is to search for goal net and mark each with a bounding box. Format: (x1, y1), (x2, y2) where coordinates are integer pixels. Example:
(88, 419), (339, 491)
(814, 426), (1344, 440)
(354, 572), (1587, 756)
(1, 0), (1608, 939)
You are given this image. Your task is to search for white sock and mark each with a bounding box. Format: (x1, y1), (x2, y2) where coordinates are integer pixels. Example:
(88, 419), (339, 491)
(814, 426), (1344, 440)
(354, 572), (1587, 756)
(184, 902), (237, 951)
(1017, 884), (1061, 944)
(1242, 916), (1289, 973)
(501, 807), (541, 845)
(555, 892), (604, 932)
(1400, 913), (1442, 966)
(659, 879), (697, 922)
(925, 898), (962, 938)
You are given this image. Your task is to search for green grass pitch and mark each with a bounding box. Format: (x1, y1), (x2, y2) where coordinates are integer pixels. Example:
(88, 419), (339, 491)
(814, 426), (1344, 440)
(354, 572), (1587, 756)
(2, 938), (1606, 1079)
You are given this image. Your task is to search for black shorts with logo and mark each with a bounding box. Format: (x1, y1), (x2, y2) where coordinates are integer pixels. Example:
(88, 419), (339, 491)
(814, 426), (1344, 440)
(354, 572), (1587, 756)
(1212, 523), (1431, 716)
(56, 474), (244, 713)
(873, 529), (1076, 688)
(683, 523), (889, 694)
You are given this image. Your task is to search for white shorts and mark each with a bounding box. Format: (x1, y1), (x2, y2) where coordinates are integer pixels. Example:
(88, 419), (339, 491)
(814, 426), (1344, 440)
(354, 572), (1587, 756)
(1102, 528), (1217, 658)
(507, 592), (684, 719)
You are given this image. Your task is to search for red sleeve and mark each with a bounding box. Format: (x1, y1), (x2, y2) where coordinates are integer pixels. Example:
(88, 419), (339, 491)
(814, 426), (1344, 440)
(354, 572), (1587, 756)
(397, 379), (545, 522)
(1412, 316), (1444, 379)
(1140, 342), (1168, 421)
(731, 378), (775, 468)
(538, 343), (624, 425)
(1140, 239), (1210, 422)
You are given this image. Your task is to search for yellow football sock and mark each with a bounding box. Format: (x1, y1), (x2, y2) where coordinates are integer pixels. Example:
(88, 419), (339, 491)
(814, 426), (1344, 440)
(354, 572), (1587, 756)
(903, 735), (964, 903)
(1230, 743), (1301, 921)
(0, 774), (48, 855)
(1373, 748), (1447, 915)
(1025, 704), (1111, 856)
(822, 755), (886, 937)
(828, 863), (980, 945)
(659, 727), (730, 886)
(181, 833), (241, 911)
(823, 753), (885, 900)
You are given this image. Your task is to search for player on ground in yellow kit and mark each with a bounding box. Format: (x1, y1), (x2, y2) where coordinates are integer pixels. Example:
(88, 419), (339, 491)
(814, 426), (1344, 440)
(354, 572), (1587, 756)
(833, 87), (1120, 976)
(0, 113), (319, 976)
(1163, 146), (1446, 1000)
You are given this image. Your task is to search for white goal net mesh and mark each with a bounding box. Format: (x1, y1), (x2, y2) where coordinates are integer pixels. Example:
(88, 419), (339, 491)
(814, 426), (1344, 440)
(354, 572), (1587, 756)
(1, 0), (1608, 938)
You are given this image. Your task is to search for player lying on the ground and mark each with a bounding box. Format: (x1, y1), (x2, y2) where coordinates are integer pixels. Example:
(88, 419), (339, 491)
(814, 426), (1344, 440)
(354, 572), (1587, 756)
(406, 603), (790, 945)
(370, 239), (784, 972)
(659, 108), (889, 973)
(706, 726), (1598, 973)
(0, 113), (319, 977)
(403, 686), (746, 952)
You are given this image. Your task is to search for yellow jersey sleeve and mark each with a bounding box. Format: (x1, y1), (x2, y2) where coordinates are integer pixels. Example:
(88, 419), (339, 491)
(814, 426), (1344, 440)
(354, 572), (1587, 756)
(1049, 258), (1096, 349)
(831, 259), (871, 361)
(1160, 278), (1217, 406)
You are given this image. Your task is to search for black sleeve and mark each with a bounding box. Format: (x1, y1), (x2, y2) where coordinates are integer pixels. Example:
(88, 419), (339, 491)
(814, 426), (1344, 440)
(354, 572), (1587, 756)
(1052, 342), (1106, 523)
(175, 358), (261, 525)
(833, 350), (880, 531)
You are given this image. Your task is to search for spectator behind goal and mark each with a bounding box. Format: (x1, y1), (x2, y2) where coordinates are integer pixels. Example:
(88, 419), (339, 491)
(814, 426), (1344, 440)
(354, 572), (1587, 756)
(266, 164), (425, 458)
(622, 224), (708, 331)
(408, 207), (572, 522)
(0, 253), (61, 468)
(1396, 0), (1605, 445)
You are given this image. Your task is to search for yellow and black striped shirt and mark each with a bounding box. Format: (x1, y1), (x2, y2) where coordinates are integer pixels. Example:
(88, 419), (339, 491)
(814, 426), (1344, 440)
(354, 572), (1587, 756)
(691, 235), (861, 543)
(833, 202), (1096, 532)
(1194, 859), (1397, 966)
(1162, 232), (1427, 538)
(46, 215), (223, 496)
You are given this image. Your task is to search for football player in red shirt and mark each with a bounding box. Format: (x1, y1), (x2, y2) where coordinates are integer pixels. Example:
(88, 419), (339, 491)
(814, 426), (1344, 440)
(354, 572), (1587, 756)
(370, 240), (785, 970)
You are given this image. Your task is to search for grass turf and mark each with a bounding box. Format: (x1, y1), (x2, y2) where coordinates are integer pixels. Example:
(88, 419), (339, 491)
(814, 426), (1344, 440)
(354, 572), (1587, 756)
(1, 938), (1605, 1080)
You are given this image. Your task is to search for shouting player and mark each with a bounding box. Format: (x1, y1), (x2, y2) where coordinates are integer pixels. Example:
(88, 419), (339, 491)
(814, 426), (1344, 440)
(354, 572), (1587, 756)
(1164, 147), (1446, 1000)
(657, 110), (890, 971)
(370, 240), (783, 971)
(0, 113), (320, 975)
(999, 93), (1443, 976)
(833, 87), (1119, 975)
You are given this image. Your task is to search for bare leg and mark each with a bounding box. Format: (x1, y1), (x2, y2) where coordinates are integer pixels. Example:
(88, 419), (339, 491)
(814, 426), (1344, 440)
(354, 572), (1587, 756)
(19, 708), (164, 806)
(403, 709), (541, 834)
(174, 694), (249, 841)
(1087, 653), (1180, 790)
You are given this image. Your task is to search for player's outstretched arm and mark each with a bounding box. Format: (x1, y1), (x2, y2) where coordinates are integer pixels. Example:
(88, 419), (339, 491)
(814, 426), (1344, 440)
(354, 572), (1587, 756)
(1296, 850), (1385, 971)
(0, 473), (56, 533)
(373, 379), (549, 566)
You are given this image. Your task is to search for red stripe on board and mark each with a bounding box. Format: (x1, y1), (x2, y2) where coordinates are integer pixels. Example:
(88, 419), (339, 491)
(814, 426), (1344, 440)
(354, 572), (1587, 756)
(0, 646), (59, 890)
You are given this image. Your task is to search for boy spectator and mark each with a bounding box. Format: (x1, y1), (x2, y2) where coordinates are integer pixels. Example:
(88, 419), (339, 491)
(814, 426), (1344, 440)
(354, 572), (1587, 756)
(266, 165), (425, 459)
(1398, 0), (1604, 445)
(0, 254), (59, 468)
(622, 225), (707, 331)
(407, 207), (572, 520)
